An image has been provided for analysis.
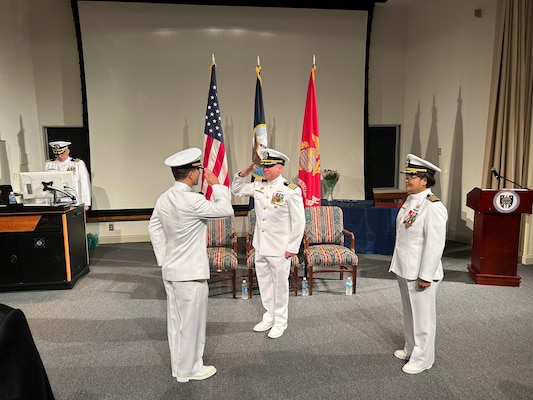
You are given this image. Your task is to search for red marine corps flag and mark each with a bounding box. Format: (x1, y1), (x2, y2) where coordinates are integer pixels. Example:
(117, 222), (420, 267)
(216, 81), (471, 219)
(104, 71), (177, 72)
(298, 58), (321, 207)
(201, 55), (229, 199)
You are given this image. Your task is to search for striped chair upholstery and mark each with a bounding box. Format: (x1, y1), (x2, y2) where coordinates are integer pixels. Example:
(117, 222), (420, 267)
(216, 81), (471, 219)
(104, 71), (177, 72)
(303, 206), (358, 295)
(206, 215), (238, 298)
(246, 209), (302, 297)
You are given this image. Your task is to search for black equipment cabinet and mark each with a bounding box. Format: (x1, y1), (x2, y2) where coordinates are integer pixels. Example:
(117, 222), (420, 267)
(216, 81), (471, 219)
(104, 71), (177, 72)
(0, 204), (89, 291)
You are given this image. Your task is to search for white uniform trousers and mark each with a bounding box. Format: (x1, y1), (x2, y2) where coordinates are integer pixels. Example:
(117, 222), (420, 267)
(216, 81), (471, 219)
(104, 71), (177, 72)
(163, 279), (208, 377)
(255, 254), (291, 329)
(397, 276), (440, 369)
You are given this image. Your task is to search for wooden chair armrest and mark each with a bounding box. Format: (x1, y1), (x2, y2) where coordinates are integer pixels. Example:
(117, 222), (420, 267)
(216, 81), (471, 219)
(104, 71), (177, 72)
(342, 228), (355, 252)
(232, 232), (238, 253)
(246, 233), (253, 253)
(303, 232), (309, 250)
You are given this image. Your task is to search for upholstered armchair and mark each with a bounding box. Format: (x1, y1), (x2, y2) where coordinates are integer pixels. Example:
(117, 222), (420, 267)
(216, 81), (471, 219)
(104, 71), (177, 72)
(303, 206), (358, 295)
(206, 215), (239, 298)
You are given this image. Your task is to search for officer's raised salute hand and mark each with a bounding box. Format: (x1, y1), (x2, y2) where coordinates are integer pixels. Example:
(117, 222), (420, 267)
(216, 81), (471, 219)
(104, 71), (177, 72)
(203, 168), (220, 186)
(238, 163), (256, 177)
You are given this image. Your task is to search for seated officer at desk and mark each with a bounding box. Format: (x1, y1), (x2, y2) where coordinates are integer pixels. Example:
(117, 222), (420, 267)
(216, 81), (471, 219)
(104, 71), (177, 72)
(45, 141), (91, 211)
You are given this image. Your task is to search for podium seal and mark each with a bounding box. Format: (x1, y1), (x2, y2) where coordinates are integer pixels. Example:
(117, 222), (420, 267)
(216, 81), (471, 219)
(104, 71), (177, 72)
(493, 190), (520, 213)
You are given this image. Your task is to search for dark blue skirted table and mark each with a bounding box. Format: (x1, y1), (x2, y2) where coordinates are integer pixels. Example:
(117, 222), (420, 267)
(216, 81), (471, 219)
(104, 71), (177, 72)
(321, 199), (400, 255)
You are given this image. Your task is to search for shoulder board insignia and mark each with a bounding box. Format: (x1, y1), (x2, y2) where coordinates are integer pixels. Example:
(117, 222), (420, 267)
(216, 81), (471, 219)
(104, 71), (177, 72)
(284, 181), (298, 190)
(46, 159), (52, 162)
(73, 158), (80, 162)
(427, 194), (440, 202)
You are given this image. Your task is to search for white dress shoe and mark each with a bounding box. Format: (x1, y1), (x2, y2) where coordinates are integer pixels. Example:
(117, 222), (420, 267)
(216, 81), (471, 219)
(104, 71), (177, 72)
(176, 365), (217, 382)
(253, 321), (273, 332)
(267, 326), (286, 339)
(402, 362), (432, 375)
(394, 349), (410, 360)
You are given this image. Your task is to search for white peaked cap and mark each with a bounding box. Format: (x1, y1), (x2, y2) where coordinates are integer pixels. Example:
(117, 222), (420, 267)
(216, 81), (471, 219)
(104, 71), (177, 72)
(164, 147), (203, 168)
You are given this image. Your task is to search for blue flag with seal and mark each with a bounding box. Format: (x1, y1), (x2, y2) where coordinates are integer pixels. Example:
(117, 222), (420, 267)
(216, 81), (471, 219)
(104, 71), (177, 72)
(249, 60), (268, 209)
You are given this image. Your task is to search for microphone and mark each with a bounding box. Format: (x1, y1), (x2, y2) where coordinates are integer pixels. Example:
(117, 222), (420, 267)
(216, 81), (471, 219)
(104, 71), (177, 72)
(490, 167), (524, 189)
(42, 181), (77, 202)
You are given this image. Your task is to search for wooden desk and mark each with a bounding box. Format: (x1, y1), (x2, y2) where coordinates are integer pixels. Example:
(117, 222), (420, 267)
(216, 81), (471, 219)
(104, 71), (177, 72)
(373, 188), (408, 208)
(0, 204), (89, 291)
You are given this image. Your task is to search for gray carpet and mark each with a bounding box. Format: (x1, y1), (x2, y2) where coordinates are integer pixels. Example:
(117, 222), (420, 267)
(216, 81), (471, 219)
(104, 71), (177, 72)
(1, 241), (532, 400)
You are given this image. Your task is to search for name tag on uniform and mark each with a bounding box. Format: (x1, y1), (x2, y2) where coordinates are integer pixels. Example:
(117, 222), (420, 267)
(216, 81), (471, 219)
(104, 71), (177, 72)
(271, 192), (285, 206)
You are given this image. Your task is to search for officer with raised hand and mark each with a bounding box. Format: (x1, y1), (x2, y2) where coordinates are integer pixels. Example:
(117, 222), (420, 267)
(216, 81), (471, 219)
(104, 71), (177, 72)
(232, 148), (305, 339)
(149, 147), (233, 382)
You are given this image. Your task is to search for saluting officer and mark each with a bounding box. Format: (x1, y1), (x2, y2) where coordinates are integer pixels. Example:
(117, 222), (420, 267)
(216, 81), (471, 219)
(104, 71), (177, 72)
(232, 148), (305, 339)
(148, 147), (233, 383)
(45, 141), (91, 211)
(389, 154), (448, 374)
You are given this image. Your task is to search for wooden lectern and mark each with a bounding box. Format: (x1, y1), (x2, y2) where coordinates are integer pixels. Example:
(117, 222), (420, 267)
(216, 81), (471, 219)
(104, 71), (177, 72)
(466, 188), (533, 287)
(0, 204), (89, 291)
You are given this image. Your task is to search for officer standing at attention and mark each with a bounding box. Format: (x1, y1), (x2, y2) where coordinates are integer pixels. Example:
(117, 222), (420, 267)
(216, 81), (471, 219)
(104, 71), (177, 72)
(148, 148), (233, 383)
(231, 148), (305, 339)
(45, 141), (91, 211)
(389, 154), (448, 374)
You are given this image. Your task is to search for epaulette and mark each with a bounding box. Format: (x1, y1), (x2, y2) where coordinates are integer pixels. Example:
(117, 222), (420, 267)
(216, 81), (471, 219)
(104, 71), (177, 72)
(284, 181), (298, 190)
(46, 159), (52, 162)
(427, 194), (440, 202)
(73, 158), (80, 162)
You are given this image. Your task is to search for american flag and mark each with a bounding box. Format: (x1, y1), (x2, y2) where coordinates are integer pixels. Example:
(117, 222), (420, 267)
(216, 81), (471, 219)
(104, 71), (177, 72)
(201, 62), (229, 199)
(297, 65), (321, 207)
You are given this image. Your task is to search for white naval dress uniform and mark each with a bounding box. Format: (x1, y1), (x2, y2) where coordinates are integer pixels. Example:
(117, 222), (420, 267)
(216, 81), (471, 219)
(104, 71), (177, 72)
(45, 157), (91, 207)
(148, 182), (233, 377)
(231, 174), (305, 330)
(389, 188), (448, 370)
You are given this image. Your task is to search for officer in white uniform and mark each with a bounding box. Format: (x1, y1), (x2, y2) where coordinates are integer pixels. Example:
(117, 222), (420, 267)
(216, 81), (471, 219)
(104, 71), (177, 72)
(389, 154), (448, 374)
(45, 141), (91, 211)
(232, 148), (305, 339)
(148, 148), (233, 382)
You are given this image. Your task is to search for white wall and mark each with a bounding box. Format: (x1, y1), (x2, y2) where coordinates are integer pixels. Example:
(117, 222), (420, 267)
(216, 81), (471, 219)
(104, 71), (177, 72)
(0, 0), (82, 184)
(368, 3), (408, 125)
(0, 0), (41, 184)
(0, 0), (499, 245)
(371, 0), (497, 242)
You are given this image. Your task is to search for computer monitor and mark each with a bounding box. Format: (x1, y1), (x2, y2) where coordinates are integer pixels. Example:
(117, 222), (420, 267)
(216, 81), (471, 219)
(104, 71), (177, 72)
(19, 171), (76, 205)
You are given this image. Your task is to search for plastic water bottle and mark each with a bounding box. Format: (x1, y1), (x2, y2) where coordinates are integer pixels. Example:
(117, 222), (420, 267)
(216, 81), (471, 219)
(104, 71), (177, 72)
(345, 276), (353, 296)
(302, 277), (309, 297)
(241, 279), (248, 299)
(8, 191), (16, 204)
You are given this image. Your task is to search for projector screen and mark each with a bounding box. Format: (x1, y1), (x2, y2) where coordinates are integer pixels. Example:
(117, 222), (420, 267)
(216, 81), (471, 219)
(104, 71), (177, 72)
(77, 1), (368, 209)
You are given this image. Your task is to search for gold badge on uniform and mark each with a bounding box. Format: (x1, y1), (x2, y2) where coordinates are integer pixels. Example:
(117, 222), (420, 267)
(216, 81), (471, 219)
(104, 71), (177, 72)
(271, 192), (285, 206)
